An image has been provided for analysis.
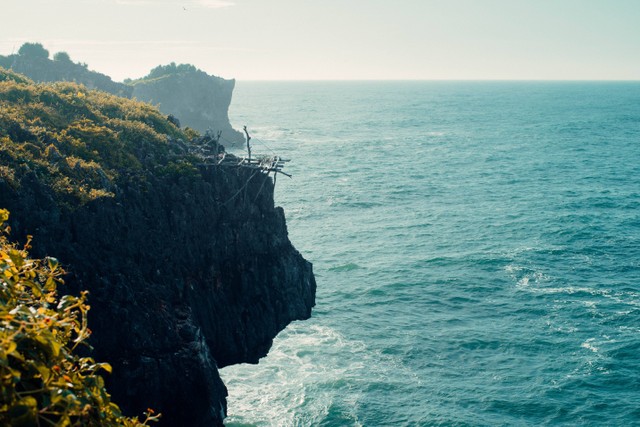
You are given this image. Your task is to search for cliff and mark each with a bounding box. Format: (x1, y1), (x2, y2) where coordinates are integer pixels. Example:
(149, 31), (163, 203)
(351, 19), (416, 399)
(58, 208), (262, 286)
(0, 44), (244, 145)
(129, 63), (245, 144)
(0, 68), (315, 426)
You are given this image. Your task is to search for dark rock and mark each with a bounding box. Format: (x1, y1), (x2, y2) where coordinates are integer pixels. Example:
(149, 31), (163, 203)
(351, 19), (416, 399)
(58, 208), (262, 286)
(0, 165), (316, 426)
(167, 114), (181, 128)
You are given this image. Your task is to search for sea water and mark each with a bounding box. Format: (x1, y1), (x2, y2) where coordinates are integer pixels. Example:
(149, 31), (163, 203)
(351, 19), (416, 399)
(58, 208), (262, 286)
(220, 81), (640, 426)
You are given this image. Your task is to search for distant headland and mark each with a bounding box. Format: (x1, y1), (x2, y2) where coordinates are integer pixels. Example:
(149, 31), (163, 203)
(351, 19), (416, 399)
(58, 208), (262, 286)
(0, 42), (244, 145)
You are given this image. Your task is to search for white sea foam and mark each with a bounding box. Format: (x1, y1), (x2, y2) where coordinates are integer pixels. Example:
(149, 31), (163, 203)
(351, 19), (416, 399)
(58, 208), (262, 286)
(507, 263), (551, 290)
(221, 323), (362, 426)
(221, 321), (419, 426)
(581, 338), (599, 353)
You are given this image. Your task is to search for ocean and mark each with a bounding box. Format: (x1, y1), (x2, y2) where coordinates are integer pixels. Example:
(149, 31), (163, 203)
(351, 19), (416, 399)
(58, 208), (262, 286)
(220, 81), (640, 426)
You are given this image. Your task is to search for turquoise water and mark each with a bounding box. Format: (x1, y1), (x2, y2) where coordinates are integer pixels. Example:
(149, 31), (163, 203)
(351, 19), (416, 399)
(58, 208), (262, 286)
(221, 82), (640, 426)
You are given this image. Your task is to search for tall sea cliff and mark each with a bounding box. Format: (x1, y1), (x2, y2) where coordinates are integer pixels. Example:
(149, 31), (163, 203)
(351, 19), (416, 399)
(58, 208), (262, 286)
(0, 67), (315, 425)
(129, 63), (245, 144)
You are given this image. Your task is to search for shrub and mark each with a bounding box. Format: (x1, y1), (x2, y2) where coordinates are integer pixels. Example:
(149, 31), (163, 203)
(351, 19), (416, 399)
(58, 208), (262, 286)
(0, 68), (197, 206)
(145, 63), (197, 80)
(0, 209), (159, 426)
(17, 43), (49, 60)
(53, 52), (73, 63)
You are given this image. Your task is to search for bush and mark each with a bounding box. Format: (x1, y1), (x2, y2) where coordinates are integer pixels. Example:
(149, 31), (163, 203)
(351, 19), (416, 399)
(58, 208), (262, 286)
(0, 209), (160, 426)
(17, 43), (49, 60)
(0, 68), (197, 206)
(53, 52), (72, 63)
(145, 63), (197, 80)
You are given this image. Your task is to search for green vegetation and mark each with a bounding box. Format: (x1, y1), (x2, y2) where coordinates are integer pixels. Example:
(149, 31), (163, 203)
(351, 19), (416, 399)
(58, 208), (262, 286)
(53, 52), (72, 63)
(126, 62), (205, 86)
(0, 67), (200, 206)
(146, 63), (197, 79)
(0, 209), (160, 426)
(17, 43), (49, 60)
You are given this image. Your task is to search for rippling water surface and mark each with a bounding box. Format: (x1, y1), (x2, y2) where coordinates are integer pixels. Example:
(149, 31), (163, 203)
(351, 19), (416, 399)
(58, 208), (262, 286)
(221, 82), (640, 426)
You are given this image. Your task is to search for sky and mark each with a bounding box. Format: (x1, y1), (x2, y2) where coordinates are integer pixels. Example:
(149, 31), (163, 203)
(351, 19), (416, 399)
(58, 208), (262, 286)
(1, 0), (639, 81)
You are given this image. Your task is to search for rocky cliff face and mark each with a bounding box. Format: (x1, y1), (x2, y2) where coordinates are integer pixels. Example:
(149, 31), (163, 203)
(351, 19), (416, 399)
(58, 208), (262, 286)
(0, 164), (315, 426)
(131, 66), (245, 145)
(1, 68), (313, 425)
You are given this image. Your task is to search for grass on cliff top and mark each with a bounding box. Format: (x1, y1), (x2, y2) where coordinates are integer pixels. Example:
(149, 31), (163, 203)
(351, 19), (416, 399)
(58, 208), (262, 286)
(0, 67), (200, 205)
(124, 63), (210, 86)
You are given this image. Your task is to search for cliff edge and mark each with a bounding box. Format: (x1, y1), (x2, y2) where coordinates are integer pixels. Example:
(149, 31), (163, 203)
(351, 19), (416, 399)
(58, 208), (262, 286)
(129, 63), (245, 144)
(0, 68), (315, 426)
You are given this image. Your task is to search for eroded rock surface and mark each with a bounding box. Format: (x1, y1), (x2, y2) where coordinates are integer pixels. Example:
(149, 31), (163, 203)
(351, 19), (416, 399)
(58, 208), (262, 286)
(0, 166), (315, 426)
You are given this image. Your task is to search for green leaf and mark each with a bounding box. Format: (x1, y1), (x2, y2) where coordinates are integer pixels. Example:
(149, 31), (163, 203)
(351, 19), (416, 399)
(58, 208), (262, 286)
(8, 249), (24, 269)
(55, 415), (72, 427)
(35, 364), (51, 382)
(0, 209), (9, 224)
(46, 257), (59, 271)
(98, 362), (112, 374)
(34, 333), (61, 358)
(8, 396), (38, 427)
(5, 340), (17, 355)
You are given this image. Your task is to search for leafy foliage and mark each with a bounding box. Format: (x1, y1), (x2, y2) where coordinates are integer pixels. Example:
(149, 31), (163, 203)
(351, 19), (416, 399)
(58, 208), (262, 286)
(0, 67), (201, 206)
(145, 63), (197, 80)
(53, 52), (72, 63)
(0, 68), (30, 85)
(17, 43), (49, 60)
(127, 62), (219, 87)
(0, 56), (11, 70)
(0, 209), (160, 426)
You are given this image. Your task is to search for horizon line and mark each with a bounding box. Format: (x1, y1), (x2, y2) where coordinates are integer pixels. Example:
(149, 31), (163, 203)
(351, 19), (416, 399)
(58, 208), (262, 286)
(232, 78), (640, 83)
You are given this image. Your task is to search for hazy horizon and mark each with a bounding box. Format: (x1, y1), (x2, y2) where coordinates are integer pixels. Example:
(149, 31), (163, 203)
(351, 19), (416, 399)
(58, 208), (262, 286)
(2, 0), (639, 82)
